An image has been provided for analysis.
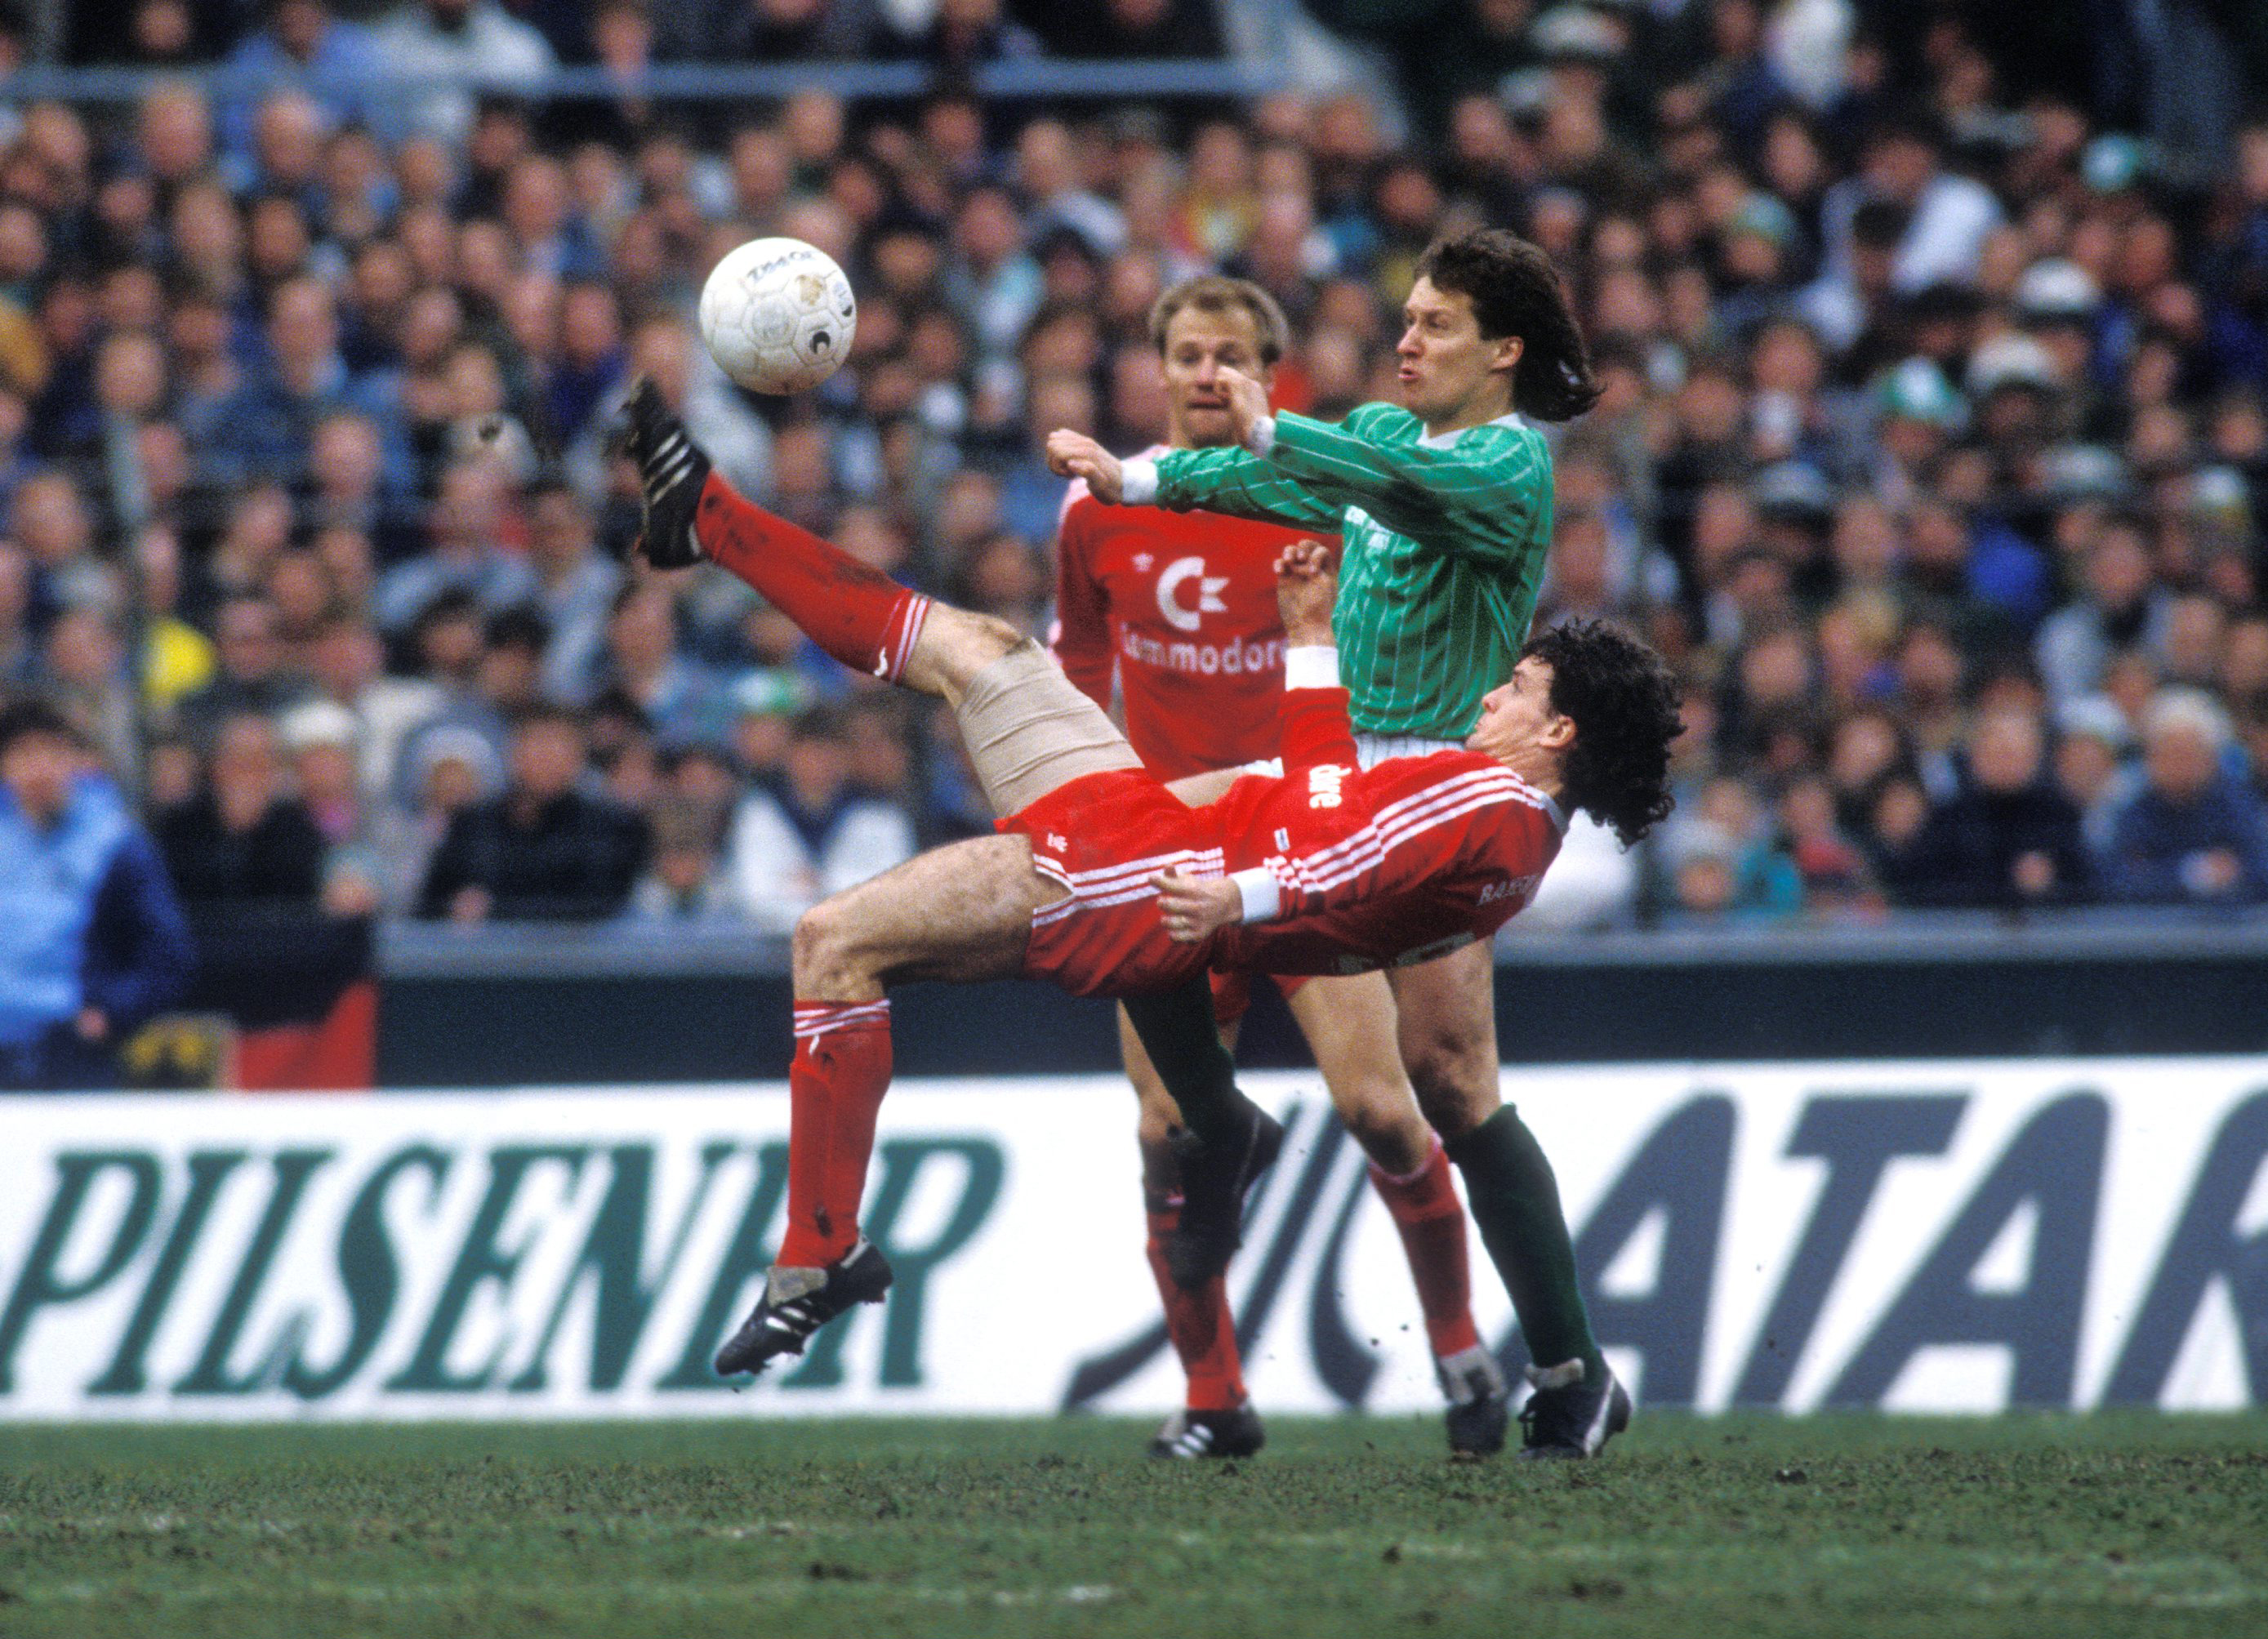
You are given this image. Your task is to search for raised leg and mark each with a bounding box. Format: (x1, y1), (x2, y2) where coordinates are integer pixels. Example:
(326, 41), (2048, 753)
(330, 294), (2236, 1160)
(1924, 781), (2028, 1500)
(633, 390), (1143, 819)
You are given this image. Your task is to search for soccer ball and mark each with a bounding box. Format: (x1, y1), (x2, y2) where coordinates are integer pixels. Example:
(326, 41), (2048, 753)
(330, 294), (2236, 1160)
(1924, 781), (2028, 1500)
(697, 237), (858, 396)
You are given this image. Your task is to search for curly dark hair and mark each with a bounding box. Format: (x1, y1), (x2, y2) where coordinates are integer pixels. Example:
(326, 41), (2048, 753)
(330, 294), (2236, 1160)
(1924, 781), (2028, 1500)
(1522, 620), (1682, 847)
(1415, 230), (1602, 423)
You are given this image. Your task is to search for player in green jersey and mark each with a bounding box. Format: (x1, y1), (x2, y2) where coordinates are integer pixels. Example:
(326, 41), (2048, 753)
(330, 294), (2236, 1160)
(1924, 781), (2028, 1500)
(1047, 229), (1628, 1458)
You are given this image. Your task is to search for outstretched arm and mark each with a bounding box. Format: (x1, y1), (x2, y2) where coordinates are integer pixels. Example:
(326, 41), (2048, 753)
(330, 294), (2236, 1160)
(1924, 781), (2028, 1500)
(1159, 782), (1536, 942)
(1045, 426), (1343, 532)
(1182, 370), (1547, 563)
(1270, 538), (1359, 771)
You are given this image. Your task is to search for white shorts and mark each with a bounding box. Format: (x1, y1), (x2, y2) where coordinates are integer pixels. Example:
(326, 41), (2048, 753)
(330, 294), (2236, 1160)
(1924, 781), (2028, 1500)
(1353, 731), (1464, 769)
(1236, 730), (1464, 781)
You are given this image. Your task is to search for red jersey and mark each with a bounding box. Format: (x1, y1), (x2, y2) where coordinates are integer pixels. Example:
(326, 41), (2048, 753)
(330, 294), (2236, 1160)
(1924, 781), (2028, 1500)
(1052, 463), (1328, 780)
(1005, 680), (1563, 996)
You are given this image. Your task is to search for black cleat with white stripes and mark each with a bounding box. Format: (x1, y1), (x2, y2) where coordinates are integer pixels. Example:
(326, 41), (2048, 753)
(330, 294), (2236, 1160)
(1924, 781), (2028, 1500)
(1514, 1358), (1632, 1460)
(1148, 1402), (1266, 1460)
(622, 376), (711, 569)
(714, 1239), (895, 1377)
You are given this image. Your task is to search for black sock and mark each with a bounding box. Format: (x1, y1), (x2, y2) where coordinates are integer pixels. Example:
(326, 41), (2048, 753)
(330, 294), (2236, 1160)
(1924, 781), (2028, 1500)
(1444, 1106), (1603, 1379)
(1121, 977), (1244, 1145)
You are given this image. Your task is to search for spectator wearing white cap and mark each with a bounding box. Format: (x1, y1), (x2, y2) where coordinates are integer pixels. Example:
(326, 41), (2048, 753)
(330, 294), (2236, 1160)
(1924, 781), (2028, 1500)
(280, 699), (384, 919)
(304, 614), (446, 808)
(2101, 688), (2268, 904)
(2014, 258), (2102, 387)
(2053, 695), (2141, 853)
(1964, 332), (2064, 449)
(373, 724), (497, 915)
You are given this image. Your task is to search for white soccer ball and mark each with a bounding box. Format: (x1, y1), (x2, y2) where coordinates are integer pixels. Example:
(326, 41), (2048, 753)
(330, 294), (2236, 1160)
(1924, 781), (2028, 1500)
(697, 237), (858, 396)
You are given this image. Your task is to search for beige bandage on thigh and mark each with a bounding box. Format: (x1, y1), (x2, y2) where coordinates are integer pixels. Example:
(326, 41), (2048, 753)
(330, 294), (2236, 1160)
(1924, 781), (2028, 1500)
(954, 639), (1143, 815)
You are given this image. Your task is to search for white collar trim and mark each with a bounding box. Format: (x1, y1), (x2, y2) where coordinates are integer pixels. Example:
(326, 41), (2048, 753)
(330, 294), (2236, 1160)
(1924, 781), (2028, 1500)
(1417, 410), (1526, 450)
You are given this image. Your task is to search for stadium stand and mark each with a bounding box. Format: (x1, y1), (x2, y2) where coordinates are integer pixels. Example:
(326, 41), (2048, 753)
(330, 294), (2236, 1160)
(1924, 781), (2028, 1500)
(0, 0), (2266, 1027)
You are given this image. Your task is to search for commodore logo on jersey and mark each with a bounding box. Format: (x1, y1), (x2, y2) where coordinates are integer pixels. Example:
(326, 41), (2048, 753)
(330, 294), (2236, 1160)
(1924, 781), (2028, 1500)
(1156, 558), (1229, 632)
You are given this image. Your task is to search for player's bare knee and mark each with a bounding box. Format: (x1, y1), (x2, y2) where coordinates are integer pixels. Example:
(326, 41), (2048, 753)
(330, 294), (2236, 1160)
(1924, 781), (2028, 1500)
(1335, 1077), (1431, 1172)
(1412, 1075), (1499, 1142)
(1337, 1076), (1419, 1151)
(906, 608), (1024, 700)
(791, 901), (864, 995)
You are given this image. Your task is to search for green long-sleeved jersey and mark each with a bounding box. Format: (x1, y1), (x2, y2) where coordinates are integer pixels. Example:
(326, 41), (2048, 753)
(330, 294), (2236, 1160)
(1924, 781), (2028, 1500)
(1149, 402), (1554, 738)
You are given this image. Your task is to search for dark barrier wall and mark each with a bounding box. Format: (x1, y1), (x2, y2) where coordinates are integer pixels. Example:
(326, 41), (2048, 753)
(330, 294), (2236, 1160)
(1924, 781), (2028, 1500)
(376, 920), (2268, 1087)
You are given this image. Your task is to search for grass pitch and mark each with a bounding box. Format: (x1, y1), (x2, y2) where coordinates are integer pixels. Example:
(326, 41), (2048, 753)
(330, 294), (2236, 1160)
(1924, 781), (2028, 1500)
(4, 1414), (2265, 1637)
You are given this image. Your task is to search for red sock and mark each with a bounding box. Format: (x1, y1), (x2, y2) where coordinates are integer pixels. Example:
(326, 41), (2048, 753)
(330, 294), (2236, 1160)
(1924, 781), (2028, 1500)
(777, 1000), (893, 1267)
(696, 472), (931, 681)
(1143, 1198), (1246, 1412)
(1369, 1142), (1482, 1358)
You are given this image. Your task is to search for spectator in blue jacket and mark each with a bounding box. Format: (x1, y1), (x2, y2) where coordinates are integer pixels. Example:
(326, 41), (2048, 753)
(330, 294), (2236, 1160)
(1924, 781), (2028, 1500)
(206, 278), (408, 497)
(0, 700), (194, 1089)
(221, 2), (391, 162)
(2103, 689), (2268, 904)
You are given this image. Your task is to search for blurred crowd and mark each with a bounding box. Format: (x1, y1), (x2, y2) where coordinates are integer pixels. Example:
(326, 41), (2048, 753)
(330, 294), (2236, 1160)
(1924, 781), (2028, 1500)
(0, 0), (2263, 941)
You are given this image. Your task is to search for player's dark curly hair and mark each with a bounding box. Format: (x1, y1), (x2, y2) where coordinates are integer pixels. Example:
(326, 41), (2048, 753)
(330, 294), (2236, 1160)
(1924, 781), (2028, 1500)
(1522, 619), (1681, 848)
(1416, 230), (1602, 423)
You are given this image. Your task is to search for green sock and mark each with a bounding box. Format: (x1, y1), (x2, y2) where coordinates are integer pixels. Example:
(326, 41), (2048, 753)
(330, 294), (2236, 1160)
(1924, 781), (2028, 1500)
(1444, 1105), (1603, 1379)
(1121, 978), (1244, 1145)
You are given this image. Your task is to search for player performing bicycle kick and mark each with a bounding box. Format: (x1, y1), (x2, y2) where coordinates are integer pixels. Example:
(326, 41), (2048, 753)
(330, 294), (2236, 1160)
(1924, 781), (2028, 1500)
(619, 336), (1678, 1457)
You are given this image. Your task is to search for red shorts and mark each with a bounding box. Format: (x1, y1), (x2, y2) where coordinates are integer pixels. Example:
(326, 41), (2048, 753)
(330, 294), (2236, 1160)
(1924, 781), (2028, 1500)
(1001, 769), (1223, 999)
(1208, 967), (1312, 1028)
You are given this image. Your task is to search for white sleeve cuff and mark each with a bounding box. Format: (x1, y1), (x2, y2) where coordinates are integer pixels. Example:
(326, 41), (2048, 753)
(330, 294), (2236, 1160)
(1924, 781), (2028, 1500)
(1244, 415), (1277, 457)
(1283, 646), (1340, 689)
(1231, 867), (1283, 924)
(1119, 457), (1159, 505)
